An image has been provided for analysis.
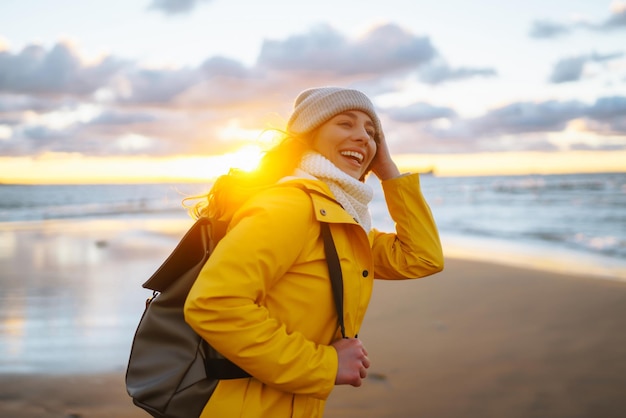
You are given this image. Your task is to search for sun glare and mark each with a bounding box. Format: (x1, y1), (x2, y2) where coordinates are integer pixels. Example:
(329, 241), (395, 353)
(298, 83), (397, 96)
(227, 145), (264, 172)
(164, 145), (264, 181)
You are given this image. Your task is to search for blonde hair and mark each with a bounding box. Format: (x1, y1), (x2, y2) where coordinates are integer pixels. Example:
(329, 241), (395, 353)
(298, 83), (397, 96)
(185, 130), (311, 220)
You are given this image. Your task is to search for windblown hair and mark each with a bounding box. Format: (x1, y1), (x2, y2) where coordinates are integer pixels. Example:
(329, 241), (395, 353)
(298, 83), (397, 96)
(185, 130), (311, 220)
(185, 116), (379, 220)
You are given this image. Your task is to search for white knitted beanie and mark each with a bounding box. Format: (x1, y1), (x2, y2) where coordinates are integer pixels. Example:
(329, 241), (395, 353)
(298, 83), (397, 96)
(286, 87), (382, 142)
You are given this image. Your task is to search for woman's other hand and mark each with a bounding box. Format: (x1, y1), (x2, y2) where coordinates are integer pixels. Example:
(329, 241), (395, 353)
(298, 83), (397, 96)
(332, 338), (371, 387)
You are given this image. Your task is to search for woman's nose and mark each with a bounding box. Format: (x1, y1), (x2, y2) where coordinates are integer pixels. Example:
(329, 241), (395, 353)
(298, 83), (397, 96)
(353, 125), (370, 142)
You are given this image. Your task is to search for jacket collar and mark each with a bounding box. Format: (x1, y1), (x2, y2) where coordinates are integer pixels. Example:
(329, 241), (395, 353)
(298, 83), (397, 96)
(276, 178), (359, 226)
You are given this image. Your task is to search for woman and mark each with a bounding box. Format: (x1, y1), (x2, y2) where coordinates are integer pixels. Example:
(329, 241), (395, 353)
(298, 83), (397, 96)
(184, 86), (444, 417)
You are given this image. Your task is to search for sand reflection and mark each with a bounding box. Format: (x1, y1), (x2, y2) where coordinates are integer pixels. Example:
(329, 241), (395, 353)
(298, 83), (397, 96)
(0, 216), (191, 374)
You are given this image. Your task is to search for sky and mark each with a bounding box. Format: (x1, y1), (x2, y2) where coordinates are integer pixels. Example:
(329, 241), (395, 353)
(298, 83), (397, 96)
(0, 0), (625, 183)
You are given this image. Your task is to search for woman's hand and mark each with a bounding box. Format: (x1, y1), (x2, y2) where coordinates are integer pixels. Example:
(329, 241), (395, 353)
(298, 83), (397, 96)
(370, 131), (400, 181)
(332, 338), (370, 387)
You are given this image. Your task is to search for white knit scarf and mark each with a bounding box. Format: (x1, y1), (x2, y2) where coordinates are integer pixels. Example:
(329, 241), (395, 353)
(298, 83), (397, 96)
(296, 151), (373, 231)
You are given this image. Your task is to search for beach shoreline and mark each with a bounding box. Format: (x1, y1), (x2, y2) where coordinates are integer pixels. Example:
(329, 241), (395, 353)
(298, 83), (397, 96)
(2, 214), (626, 417)
(442, 232), (626, 283)
(2, 214), (626, 285)
(2, 256), (626, 417)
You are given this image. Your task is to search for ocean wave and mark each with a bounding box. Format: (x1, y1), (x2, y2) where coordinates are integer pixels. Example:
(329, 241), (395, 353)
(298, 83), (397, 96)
(3, 173), (625, 269)
(491, 175), (618, 194)
(0, 183), (208, 222)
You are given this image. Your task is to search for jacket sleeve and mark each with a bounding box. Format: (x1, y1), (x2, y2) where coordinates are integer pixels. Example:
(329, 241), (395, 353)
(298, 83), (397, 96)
(369, 173), (444, 279)
(184, 187), (337, 400)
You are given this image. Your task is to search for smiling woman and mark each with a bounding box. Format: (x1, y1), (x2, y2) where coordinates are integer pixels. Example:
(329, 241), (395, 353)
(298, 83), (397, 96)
(178, 86), (444, 418)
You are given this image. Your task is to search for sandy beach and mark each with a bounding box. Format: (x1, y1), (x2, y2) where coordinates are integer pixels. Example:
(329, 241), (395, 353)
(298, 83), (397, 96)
(1, 219), (626, 417)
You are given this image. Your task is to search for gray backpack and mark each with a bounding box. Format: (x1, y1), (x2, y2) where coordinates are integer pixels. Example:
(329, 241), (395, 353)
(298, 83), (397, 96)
(126, 211), (344, 417)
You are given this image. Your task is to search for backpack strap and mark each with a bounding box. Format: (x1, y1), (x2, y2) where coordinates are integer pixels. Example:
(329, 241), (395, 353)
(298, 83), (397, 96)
(205, 200), (345, 378)
(204, 347), (251, 379)
(320, 222), (346, 339)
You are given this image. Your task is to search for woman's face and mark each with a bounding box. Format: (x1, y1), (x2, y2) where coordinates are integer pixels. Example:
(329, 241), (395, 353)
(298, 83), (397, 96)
(311, 110), (377, 180)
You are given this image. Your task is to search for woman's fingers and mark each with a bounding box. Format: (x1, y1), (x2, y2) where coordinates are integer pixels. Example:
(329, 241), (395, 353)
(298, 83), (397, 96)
(332, 338), (371, 387)
(362, 355), (371, 369)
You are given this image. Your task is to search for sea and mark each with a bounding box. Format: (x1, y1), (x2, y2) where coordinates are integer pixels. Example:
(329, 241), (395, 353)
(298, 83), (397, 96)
(1, 172), (625, 374)
(1, 172), (624, 272)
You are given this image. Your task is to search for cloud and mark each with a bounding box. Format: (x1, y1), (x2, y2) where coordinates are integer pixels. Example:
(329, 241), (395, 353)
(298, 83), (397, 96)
(418, 61), (497, 85)
(255, 23), (495, 89)
(89, 110), (157, 126)
(385, 102), (457, 123)
(2, 123), (84, 156)
(0, 42), (204, 105)
(418, 96), (626, 145)
(3, 23), (621, 159)
(0, 25), (489, 109)
(529, 20), (571, 38)
(603, 1), (626, 29)
(385, 95), (626, 154)
(118, 66), (202, 104)
(549, 56), (587, 84)
(588, 95), (626, 119)
(530, 2), (626, 39)
(0, 42), (126, 96)
(0, 94), (76, 113)
(201, 56), (250, 78)
(0, 106), (194, 157)
(549, 51), (625, 83)
(258, 23), (436, 76)
(147, 0), (212, 15)
(471, 100), (586, 135)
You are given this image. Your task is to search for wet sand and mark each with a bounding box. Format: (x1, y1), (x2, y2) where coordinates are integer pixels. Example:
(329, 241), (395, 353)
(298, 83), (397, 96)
(1, 219), (626, 417)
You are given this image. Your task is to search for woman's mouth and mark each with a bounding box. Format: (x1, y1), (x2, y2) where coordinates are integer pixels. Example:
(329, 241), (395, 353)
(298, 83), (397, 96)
(340, 150), (364, 164)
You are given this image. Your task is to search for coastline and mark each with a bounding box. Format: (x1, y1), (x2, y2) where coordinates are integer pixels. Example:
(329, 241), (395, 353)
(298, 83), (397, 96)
(441, 233), (626, 283)
(1, 217), (626, 417)
(1, 258), (625, 417)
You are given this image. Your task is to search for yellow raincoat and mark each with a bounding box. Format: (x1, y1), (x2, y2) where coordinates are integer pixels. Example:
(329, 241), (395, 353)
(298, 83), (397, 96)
(184, 173), (443, 417)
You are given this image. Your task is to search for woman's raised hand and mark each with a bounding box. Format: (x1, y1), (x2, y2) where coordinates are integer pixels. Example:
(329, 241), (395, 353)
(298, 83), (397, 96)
(370, 131), (400, 181)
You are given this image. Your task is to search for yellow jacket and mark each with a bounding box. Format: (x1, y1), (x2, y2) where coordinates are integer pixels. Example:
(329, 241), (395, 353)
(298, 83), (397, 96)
(184, 173), (443, 417)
